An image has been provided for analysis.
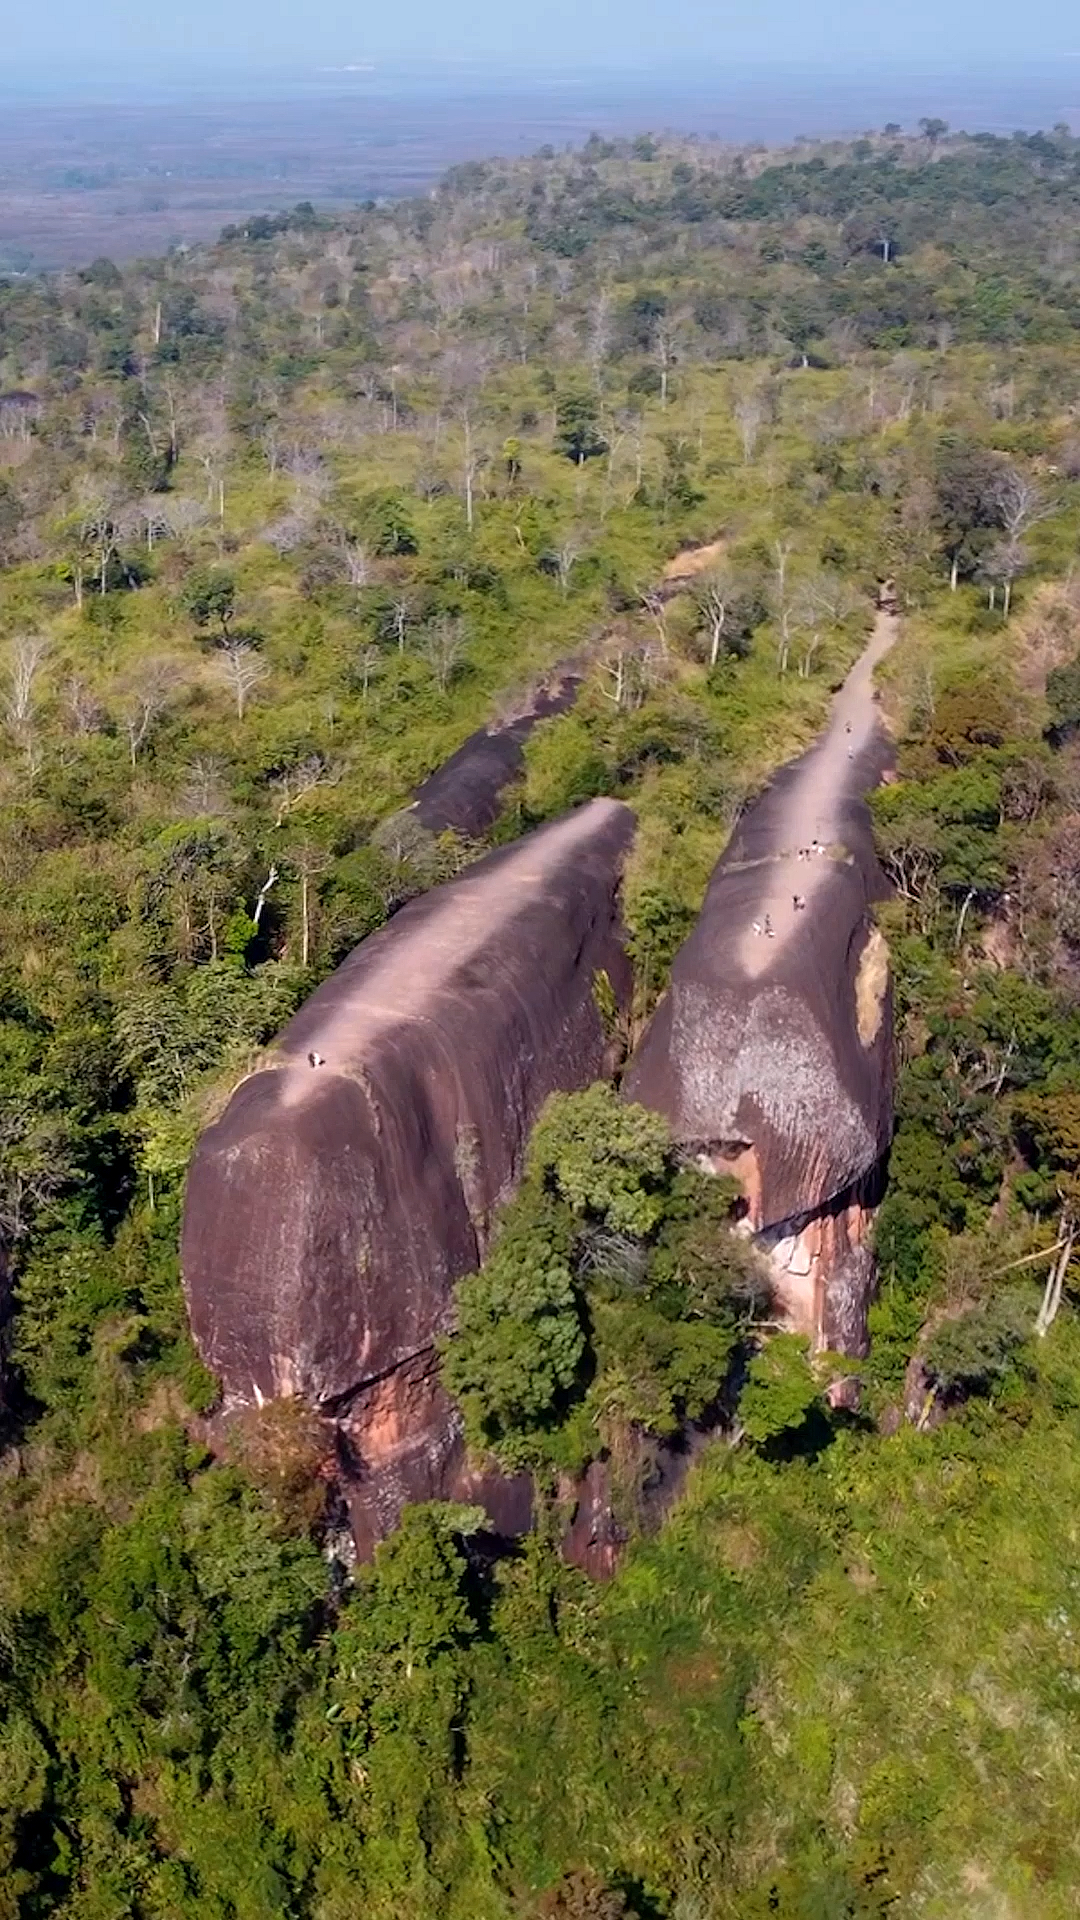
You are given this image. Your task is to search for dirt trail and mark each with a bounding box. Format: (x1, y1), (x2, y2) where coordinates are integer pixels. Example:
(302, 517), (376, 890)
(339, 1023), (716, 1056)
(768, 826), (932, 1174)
(737, 611), (898, 978)
(661, 536), (726, 584)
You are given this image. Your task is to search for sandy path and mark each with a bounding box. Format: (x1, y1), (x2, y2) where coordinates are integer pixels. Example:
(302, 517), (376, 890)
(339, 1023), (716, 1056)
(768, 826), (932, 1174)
(737, 611), (898, 978)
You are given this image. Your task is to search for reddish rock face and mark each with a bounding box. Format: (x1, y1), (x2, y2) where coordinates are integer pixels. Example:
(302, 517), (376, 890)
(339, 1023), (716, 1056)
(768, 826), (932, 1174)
(181, 799), (635, 1539)
(624, 737), (893, 1354)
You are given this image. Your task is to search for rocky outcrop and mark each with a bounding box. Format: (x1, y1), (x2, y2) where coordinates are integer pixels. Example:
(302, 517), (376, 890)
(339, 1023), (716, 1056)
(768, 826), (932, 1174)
(410, 665), (582, 837)
(624, 667), (895, 1354)
(181, 798), (635, 1542)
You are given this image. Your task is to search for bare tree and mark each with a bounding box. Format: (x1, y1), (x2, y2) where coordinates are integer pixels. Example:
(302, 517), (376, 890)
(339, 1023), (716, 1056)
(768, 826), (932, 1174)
(597, 642), (662, 712)
(63, 673), (105, 738)
(260, 420), (283, 474)
(982, 537), (1030, 618)
(652, 319), (680, 409)
(181, 755), (230, 817)
(638, 588), (670, 656)
(696, 573), (733, 667)
(271, 754), (342, 828)
(251, 863), (279, 929)
(460, 408), (489, 532)
(118, 659), (180, 766)
(218, 642), (269, 720)
(328, 525), (371, 594)
(286, 839), (332, 967)
(422, 614), (467, 693)
(551, 537), (583, 598)
(164, 497), (210, 541)
(122, 498), (172, 553)
(799, 568), (860, 630)
(355, 643), (381, 702)
(775, 602), (797, 675)
(773, 537), (796, 606)
(989, 467), (1052, 615)
(734, 387), (767, 463)
(586, 287), (613, 386)
(389, 595), (413, 652)
(5, 635), (48, 739)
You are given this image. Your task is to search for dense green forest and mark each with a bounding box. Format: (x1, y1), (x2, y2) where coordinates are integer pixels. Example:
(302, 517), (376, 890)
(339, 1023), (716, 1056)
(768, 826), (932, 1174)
(4, 122), (1080, 1916)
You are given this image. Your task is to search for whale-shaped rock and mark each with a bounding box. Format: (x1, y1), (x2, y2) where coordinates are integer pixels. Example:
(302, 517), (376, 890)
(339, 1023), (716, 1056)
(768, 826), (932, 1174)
(181, 797), (635, 1544)
(624, 668), (895, 1354)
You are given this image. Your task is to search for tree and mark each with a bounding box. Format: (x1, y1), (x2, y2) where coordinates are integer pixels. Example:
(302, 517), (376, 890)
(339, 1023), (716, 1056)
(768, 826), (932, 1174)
(738, 1334), (824, 1446)
(181, 566), (237, 642)
(1046, 653), (1080, 734)
(3, 635), (48, 745)
(529, 1084), (671, 1237)
(54, 496), (121, 605)
(933, 441), (1007, 589)
(135, 819), (247, 963)
(344, 1502), (486, 1673)
(441, 1200), (586, 1461)
(422, 613), (467, 693)
(923, 1292), (1030, 1398)
(218, 641), (269, 720)
(117, 658), (180, 766)
(555, 389), (607, 464)
(540, 1871), (639, 1918)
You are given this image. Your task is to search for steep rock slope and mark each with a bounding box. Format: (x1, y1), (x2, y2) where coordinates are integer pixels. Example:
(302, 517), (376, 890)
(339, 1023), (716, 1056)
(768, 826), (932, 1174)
(410, 665), (582, 836)
(625, 615), (897, 1352)
(182, 797), (635, 1544)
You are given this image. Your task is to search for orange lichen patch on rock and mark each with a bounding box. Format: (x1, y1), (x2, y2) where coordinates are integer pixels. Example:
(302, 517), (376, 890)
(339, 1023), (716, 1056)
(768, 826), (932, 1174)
(855, 925), (890, 1047)
(760, 1183), (881, 1354)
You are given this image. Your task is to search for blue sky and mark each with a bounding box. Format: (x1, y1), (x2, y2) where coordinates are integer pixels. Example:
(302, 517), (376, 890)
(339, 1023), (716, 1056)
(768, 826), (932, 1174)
(5, 0), (1079, 70)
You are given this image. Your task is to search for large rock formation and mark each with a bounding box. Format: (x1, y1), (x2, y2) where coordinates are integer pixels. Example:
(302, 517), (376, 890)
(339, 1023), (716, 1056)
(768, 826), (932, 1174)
(410, 665), (582, 837)
(624, 619), (897, 1353)
(182, 797), (635, 1548)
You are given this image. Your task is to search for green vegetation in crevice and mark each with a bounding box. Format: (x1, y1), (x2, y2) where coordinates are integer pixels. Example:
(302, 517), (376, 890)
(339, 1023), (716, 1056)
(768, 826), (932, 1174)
(440, 1083), (767, 1478)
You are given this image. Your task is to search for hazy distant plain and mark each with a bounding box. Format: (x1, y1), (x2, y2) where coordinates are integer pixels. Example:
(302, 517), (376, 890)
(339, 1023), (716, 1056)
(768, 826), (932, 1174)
(2, 61), (1079, 270)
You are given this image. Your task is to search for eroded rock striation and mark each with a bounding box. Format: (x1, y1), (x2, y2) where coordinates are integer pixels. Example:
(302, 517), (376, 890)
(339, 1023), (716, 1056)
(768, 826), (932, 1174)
(182, 797), (635, 1547)
(624, 615), (897, 1353)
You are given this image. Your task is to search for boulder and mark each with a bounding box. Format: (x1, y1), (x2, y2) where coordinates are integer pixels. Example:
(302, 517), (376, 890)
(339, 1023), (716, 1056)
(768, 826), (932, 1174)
(181, 797), (635, 1541)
